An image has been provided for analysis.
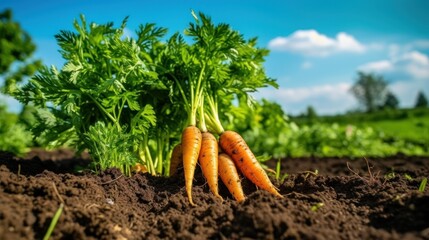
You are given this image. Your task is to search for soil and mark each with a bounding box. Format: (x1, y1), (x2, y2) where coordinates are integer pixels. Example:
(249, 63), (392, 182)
(1, 149), (428, 240)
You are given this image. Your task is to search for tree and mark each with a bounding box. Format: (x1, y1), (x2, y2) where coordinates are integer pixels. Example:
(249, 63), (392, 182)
(383, 91), (399, 109)
(306, 105), (318, 124)
(0, 9), (42, 94)
(350, 71), (388, 112)
(415, 91), (428, 108)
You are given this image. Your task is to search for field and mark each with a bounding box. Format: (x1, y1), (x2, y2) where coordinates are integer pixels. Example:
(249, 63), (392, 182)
(1, 149), (428, 239)
(292, 108), (429, 146)
(362, 117), (429, 144)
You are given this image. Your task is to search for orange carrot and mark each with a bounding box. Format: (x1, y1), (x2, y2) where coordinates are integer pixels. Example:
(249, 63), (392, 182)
(198, 132), (222, 200)
(219, 130), (282, 198)
(182, 126), (202, 205)
(218, 153), (246, 202)
(132, 163), (148, 173)
(169, 143), (183, 176)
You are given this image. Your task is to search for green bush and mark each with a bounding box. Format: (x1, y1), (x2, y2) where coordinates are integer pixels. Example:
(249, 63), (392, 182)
(0, 104), (32, 155)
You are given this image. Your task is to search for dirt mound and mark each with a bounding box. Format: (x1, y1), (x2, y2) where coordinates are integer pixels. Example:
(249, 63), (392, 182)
(1, 149), (428, 239)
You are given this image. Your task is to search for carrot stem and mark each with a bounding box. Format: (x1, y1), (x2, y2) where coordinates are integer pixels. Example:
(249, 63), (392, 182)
(156, 130), (165, 175)
(204, 94), (224, 135)
(188, 64), (206, 126)
(199, 97), (207, 133)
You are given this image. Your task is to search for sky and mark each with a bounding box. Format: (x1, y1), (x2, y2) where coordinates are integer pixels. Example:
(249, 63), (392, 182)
(1, 0), (429, 115)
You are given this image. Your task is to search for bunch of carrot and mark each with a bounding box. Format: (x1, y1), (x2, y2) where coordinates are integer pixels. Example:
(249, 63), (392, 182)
(162, 11), (281, 205)
(170, 126), (282, 204)
(169, 87), (283, 204)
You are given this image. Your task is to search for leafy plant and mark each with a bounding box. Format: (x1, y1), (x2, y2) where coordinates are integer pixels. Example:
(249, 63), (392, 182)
(15, 15), (171, 175)
(14, 12), (277, 179)
(0, 9), (42, 94)
(0, 104), (32, 155)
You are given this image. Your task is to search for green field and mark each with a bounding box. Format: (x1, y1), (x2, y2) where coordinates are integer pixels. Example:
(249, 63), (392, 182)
(360, 116), (429, 144)
(292, 108), (429, 146)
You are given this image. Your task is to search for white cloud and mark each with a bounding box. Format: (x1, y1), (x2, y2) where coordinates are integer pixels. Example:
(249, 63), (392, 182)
(254, 82), (356, 115)
(359, 60), (393, 72)
(301, 61), (313, 69)
(404, 40), (429, 51)
(359, 50), (429, 79)
(268, 30), (366, 57)
(400, 51), (429, 79)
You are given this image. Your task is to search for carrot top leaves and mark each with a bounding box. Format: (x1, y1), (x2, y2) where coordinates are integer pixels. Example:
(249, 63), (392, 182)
(183, 11), (278, 135)
(15, 11), (276, 176)
(16, 15), (167, 175)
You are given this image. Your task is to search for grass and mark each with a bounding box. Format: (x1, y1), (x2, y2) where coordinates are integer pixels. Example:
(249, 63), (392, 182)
(43, 203), (64, 240)
(43, 183), (64, 240)
(419, 177), (427, 193)
(358, 116), (429, 144)
(310, 202), (324, 212)
(275, 158), (289, 182)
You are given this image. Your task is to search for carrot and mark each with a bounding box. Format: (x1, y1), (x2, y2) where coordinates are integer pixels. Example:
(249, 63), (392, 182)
(182, 125), (202, 205)
(132, 163), (148, 173)
(219, 130), (282, 198)
(169, 143), (183, 176)
(198, 132), (222, 200)
(218, 153), (246, 202)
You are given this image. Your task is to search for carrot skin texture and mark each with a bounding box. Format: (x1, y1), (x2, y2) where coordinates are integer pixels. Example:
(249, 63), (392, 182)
(169, 144), (183, 176)
(198, 132), (222, 200)
(218, 153), (246, 202)
(182, 126), (202, 205)
(219, 130), (282, 197)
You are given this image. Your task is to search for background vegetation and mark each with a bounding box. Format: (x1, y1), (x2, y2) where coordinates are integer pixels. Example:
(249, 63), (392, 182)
(1, 9), (428, 169)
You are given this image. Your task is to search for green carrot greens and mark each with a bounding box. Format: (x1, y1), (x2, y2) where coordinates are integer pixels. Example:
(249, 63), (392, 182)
(14, 11), (276, 176)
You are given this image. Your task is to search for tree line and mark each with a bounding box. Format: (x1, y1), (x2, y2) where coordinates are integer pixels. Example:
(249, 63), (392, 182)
(350, 72), (428, 112)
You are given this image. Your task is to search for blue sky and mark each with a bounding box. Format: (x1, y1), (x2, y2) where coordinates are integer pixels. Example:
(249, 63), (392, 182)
(1, 0), (429, 115)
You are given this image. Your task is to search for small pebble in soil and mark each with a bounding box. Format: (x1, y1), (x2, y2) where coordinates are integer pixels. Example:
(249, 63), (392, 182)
(106, 198), (114, 205)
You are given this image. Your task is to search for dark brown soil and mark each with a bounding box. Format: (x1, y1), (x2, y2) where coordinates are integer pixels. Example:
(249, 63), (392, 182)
(1, 149), (428, 240)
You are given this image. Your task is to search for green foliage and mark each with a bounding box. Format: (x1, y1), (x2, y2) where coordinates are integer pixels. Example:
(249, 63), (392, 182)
(0, 9), (42, 94)
(0, 104), (32, 155)
(300, 108), (429, 123)
(160, 11), (276, 133)
(15, 15), (168, 175)
(415, 91), (428, 108)
(382, 91), (399, 110)
(0, 9), (40, 155)
(14, 12), (275, 175)
(84, 122), (139, 175)
(305, 105), (318, 124)
(12, 11), (426, 177)
(229, 99), (296, 159)
(231, 100), (428, 158)
(290, 123), (398, 157)
(350, 72), (389, 112)
(292, 108), (429, 151)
